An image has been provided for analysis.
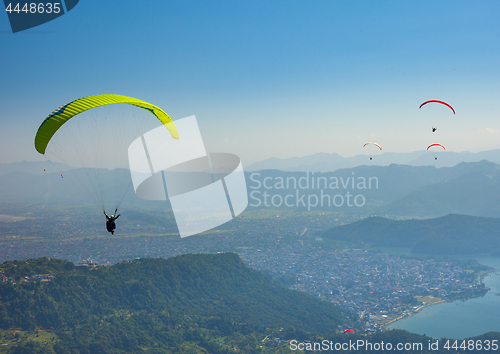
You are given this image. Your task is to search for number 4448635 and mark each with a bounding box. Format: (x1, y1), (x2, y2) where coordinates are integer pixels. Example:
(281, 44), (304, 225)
(443, 339), (498, 351)
(5, 3), (61, 14)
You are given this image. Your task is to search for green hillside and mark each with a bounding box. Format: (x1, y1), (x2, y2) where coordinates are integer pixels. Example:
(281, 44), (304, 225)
(0, 254), (346, 353)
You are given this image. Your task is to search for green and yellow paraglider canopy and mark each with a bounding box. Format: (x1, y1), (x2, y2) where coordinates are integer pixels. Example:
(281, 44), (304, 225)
(34, 94), (179, 154)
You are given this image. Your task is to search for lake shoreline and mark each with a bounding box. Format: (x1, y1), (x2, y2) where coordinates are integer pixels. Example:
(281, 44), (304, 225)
(376, 250), (498, 335)
(384, 268), (496, 328)
(385, 265), (500, 338)
(383, 299), (447, 327)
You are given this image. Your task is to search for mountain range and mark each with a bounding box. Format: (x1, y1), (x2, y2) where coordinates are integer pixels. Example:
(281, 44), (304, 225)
(2, 159), (500, 218)
(246, 160), (500, 217)
(246, 149), (500, 172)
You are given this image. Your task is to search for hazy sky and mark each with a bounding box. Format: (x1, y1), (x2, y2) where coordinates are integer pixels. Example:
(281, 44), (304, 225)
(1, 1), (500, 166)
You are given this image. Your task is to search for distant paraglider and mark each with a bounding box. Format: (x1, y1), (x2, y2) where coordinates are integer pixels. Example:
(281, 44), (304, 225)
(343, 329), (355, 334)
(427, 143), (445, 161)
(363, 142), (382, 161)
(419, 100), (455, 114)
(420, 100), (455, 133)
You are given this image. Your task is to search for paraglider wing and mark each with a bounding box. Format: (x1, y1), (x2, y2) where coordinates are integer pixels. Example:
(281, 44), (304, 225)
(427, 143), (445, 150)
(343, 329), (355, 334)
(34, 94), (179, 154)
(419, 100), (455, 114)
(363, 142), (382, 150)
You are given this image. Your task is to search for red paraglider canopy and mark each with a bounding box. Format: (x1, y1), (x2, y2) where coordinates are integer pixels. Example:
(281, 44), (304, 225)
(343, 329), (355, 334)
(427, 144), (445, 150)
(419, 100), (455, 114)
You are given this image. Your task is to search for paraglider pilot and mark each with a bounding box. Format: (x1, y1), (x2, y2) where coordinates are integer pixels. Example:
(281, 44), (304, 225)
(104, 209), (120, 235)
(432, 127), (437, 132)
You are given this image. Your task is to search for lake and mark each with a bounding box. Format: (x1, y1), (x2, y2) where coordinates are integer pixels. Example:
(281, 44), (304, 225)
(385, 252), (500, 339)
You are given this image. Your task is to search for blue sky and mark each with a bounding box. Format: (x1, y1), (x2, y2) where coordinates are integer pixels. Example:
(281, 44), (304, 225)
(1, 0), (500, 165)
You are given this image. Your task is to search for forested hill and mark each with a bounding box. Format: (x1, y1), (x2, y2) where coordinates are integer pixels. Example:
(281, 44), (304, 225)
(320, 214), (500, 255)
(0, 253), (346, 353)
